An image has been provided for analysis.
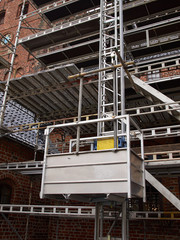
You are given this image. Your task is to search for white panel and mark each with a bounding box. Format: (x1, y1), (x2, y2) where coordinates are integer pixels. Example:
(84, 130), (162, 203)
(45, 164), (128, 182)
(42, 150), (145, 198)
(47, 149), (127, 167)
(44, 182), (128, 194)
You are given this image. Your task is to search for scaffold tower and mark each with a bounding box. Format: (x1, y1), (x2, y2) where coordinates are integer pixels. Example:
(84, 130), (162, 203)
(98, 0), (124, 137)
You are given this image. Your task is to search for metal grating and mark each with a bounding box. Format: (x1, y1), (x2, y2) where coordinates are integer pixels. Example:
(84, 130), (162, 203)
(0, 92), (43, 146)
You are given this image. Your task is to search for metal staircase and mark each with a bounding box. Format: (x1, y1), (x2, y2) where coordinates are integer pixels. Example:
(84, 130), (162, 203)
(145, 170), (180, 211)
(131, 75), (180, 120)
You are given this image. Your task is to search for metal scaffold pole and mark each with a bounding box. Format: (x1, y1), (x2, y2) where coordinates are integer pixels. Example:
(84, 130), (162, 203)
(98, 0), (122, 137)
(119, 0), (125, 120)
(98, 0), (128, 238)
(0, 0), (26, 126)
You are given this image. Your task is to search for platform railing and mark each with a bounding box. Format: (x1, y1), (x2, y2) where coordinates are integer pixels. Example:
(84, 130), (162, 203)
(43, 115), (143, 155)
(40, 114), (145, 199)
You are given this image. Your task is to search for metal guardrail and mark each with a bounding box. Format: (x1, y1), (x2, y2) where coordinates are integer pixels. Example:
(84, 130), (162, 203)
(6, 101), (180, 133)
(130, 211), (180, 220)
(0, 204), (179, 220)
(144, 150), (180, 162)
(0, 161), (42, 171)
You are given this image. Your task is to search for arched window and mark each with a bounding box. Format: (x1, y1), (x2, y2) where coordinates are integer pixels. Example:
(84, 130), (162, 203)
(0, 10), (5, 25)
(0, 183), (12, 204)
(15, 67), (24, 78)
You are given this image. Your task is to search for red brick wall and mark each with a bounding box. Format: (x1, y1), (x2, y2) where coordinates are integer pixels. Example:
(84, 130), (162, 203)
(0, 131), (179, 240)
(0, 0), (45, 82)
(0, 137), (34, 163)
(47, 218), (180, 240)
(49, 130), (73, 154)
(160, 66), (180, 79)
(0, 1), (179, 239)
(140, 66), (180, 82)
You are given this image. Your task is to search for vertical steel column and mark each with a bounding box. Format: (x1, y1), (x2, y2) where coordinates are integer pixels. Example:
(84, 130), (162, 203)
(0, 0), (26, 126)
(122, 200), (129, 240)
(113, 0), (119, 148)
(141, 131), (146, 202)
(40, 128), (50, 199)
(34, 123), (40, 161)
(98, 0), (120, 136)
(94, 203), (100, 240)
(76, 68), (83, 152)
(119, 0), (125, 133)
(98, 0), (106, 136)
(122, 116), (130, 240)
(112, 54), (118, 148)
(126, 115), (131, 198)
(100, 204), (104, 240)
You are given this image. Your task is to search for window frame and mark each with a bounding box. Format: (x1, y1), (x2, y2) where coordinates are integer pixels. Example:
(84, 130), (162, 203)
(0, 10), (5, 25)
(0, 183), (12, 204)
(17, 2), (29, 17)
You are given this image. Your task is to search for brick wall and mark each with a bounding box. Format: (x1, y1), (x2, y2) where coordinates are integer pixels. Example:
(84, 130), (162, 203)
(140, 66), (180, 82)
(0, 0), (45, 82)
(0, 0), (179, 239)
(47, 218), (180, 240)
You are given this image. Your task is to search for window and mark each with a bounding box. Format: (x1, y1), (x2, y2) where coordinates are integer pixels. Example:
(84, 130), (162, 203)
(17, 3), (29, 17)
(1, 33), (12, 46)
(15, 67), (24, 78)
(0, 11), (5, 25)
(0, 183), (12, 204)
(147, 70), (160, 81)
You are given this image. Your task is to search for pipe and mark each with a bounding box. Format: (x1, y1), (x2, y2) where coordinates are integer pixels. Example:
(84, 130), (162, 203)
(119, 0), (125, 134)
(68, 61), (134, 80)
(76, 68), (83, 153)
(0, 0), (26, 126)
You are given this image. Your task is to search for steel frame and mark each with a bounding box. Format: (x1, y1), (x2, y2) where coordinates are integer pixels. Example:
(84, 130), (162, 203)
(0, 0), (180, 239)
(0, 0), (27, 126)
(4, 101), (180, 134)
(1, 204), (180, 220)
(25, 0), (157, 20)
(18, 1), (180, 63)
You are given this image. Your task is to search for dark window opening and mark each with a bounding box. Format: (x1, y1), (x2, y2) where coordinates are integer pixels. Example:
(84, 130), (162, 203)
(0, 11), (5, 25)
(17, 3), (29, 17)
(0, 183), (12, 204)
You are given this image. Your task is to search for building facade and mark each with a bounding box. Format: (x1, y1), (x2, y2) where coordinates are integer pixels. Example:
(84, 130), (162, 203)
(0, 0), (180, 239)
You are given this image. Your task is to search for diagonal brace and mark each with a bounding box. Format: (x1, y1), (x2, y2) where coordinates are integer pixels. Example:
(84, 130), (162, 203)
(145, 170), (180, 211)
(1, 213), (23, 240)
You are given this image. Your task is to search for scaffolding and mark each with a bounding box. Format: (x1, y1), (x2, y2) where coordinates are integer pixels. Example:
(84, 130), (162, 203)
(0, 0), (180, 239)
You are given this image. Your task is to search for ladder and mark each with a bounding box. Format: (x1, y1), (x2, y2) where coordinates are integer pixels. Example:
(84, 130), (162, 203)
(98, 0), (122, 137)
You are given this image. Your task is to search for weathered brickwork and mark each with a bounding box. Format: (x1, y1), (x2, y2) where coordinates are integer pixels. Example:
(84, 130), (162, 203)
(0, 0), (179, 239)
(0, 136), (179, 239)
(0, 0), (45, 81)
